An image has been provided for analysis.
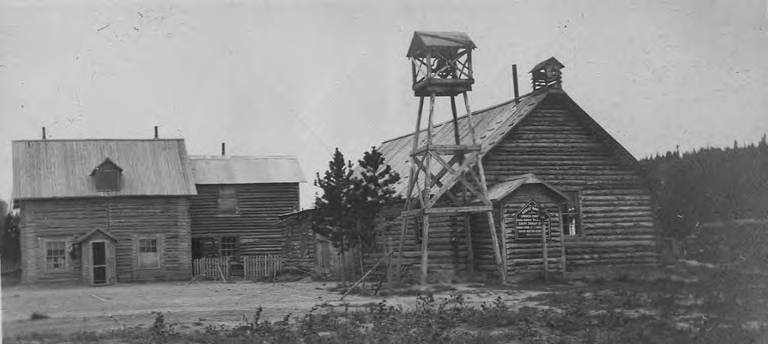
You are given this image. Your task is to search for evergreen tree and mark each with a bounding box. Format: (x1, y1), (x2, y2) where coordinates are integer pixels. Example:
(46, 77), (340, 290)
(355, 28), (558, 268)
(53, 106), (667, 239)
(348, 147), (401, 251)
(312, 148), (354, 256)
(311, 147), (401, 282)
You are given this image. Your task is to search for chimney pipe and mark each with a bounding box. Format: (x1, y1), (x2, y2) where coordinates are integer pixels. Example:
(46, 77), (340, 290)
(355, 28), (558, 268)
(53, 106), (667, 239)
(154, 126), (158, 139)
(512, 64), (520, 102)
(221, 142), (226, 157)
(42, 127), (46, 140)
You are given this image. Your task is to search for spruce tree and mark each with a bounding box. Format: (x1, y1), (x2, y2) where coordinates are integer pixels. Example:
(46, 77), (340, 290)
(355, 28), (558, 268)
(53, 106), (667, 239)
(312, 148), (354, 281)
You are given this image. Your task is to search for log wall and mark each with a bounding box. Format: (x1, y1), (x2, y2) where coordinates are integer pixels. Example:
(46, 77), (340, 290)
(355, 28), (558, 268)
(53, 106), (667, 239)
(18, 196), (192, 284)
(481, 96), (658, 270)
(472, 184), (566, 274)
(191, 183), (300, 256)
(280, 210), (317, 273)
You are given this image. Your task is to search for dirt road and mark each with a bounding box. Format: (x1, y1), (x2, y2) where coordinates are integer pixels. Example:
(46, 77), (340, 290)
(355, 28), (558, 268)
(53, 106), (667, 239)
(1, 281), (366, 337)
(2, 280), (550, 339)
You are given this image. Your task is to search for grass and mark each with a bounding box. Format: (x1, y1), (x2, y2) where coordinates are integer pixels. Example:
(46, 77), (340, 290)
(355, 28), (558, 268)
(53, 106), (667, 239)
(6, 261), (768, 343)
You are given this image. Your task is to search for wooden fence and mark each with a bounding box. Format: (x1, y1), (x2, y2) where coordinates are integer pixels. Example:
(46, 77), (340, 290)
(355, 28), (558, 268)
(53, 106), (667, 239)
(242, 255), (282, 280)
(192, 255), (282, 281)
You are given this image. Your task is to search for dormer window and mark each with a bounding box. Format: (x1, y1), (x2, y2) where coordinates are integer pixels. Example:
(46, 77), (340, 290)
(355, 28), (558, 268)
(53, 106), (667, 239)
(91, 158), (123, 192)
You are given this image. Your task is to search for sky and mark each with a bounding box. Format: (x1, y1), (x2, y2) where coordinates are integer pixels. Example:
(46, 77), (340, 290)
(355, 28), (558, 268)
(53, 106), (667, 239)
(1, 0), (767, 208)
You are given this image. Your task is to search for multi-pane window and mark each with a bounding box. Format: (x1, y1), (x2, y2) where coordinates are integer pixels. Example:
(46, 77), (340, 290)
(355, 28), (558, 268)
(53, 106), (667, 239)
(217, 186), (238, 215)
(138, 238), (159, 268)
(563, 191), (582, 236)
(219, 236), (238, 257)
(45, 241), (66, 271)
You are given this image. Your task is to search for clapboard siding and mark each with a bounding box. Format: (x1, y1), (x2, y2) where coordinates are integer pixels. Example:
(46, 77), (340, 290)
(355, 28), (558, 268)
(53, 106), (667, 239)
(191, 183), (299, 255)
(18, 197), (192, 284)
(481, 97), (658, 269)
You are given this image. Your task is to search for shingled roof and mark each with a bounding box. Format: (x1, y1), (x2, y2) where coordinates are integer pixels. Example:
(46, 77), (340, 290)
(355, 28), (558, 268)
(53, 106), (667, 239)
(377, 88), (639, 200)
(190, 155), (306, 184)
(12, 139), (197, 200)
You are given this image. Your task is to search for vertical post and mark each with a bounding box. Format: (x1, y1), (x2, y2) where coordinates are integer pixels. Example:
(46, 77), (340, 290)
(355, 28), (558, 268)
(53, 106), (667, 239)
(558, 206), (567, 277)
(498, 204), (508, 278)
(450, 96), (460, 145)
(154, 126), (159, 139)
(466, 51), (473, 79)
(420, 214), (430, 285)
(397, 97), (425, 282)
(420, 93), (436, 285)
(542, 218), (549, 282)
(512, 64), (520, 101)
(462, 92), (477, 145)
(42, 127), (46, 140)
(463, 91), (506, 284)
(464, 214), (474, 274)
(221, 142), (226, 157)
(450, 96), (463, 165)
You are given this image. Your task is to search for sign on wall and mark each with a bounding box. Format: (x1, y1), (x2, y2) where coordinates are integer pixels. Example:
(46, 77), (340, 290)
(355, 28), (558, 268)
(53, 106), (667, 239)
(515, 201), (551, 241)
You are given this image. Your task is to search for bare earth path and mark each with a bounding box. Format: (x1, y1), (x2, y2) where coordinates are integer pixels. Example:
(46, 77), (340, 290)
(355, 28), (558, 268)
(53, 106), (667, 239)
(1, 280), (547, 338)
(2, 281), (369, 337)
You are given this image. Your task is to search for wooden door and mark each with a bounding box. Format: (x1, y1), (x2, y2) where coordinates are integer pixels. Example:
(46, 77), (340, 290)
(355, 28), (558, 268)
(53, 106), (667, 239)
(92, 241), (107, 285)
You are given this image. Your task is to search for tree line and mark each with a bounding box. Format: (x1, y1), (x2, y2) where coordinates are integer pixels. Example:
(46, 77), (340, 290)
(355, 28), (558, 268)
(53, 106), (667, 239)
(640, 135), (768, 238)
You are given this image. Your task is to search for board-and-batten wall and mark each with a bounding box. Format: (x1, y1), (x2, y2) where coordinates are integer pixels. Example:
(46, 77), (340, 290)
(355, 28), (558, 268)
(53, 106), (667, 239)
(18, 197), (192, 283)
(191, 183), (300, 256)
(480, 97), (658, 270)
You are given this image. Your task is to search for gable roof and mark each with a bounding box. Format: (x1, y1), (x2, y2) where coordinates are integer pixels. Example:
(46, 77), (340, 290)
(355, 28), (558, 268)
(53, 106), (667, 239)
(406, 31), (476, 58)
(75, 228), (118, 243)
(12, 139), (197, 200)
(529, 57), (565, 73)
(190, 155), (306, 184)
(90, 158), (123, 176)
(486, 173), (569, 202)
(377, 88), (640, 200)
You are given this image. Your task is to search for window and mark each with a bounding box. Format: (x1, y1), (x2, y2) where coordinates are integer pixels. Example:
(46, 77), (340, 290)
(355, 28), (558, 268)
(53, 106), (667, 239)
(219, 237), (238, 257)
(45, 241), (67, 271)
(91, 158), (122, 192)
(138, 238), (160, 268)
(562, 191), (582, 236)
(217, 186), (239, 215)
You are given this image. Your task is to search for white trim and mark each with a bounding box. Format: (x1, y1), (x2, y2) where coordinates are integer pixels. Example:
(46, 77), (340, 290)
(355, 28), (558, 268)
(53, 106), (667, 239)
(89, 239), (109, 285)
(41, 237), (70, 273)
(136, 235), (162, 269)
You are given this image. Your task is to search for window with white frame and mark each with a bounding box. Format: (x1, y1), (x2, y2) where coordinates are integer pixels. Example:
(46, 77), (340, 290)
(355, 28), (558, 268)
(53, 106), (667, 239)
(138, 238), (160, 268)
(562, 190), (583, 236)
(45, 240), (67, 271)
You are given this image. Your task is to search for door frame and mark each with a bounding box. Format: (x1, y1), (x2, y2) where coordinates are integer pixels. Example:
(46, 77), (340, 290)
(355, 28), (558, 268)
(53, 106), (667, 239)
(89, 239), (109, 286)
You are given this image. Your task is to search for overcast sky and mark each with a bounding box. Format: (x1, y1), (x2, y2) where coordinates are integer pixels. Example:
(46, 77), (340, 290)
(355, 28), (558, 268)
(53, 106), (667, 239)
(1, 0), (767, 208)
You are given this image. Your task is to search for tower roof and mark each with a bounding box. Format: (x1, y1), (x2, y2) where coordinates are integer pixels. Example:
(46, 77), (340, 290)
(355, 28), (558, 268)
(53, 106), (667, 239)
(406, 31), (476, 58)
(529, 57), (565, 73)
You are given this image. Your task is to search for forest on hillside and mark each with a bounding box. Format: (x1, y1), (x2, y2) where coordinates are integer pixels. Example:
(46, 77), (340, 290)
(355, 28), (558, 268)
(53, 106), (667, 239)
(640, 135), (768, 238)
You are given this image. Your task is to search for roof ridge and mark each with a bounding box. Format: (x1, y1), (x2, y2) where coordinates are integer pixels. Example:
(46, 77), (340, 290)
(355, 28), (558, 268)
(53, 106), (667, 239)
(189, 155), (299, 160)
(12, 138), (185, 143)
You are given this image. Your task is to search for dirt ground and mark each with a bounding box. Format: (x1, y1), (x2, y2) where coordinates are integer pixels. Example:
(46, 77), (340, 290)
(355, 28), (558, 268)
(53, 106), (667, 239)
(1, 280), (548, 339)
(1, 281), (357, 336)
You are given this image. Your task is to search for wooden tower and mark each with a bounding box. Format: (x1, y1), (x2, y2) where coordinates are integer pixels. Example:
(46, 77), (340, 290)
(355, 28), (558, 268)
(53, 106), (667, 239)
(398, 31), (506, 284)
